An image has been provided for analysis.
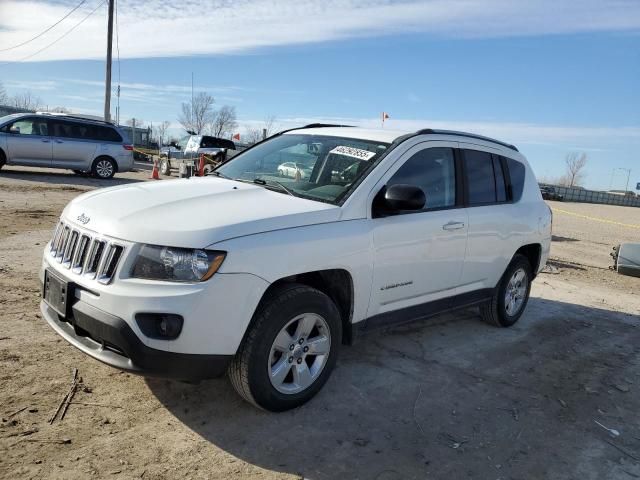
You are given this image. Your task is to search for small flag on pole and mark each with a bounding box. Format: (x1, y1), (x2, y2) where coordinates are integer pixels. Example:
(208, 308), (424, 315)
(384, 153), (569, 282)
(232, 133), (240, 141)
(381, 112), (390, 128)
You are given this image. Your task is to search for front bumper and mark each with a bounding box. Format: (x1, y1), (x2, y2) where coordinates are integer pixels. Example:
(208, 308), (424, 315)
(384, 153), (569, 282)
(41, 299), (232, 380)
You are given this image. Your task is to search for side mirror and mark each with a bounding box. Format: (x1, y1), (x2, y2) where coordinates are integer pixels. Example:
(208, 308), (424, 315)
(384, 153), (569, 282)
(9, 126), (20, 134)
(375, 184), (426, 216)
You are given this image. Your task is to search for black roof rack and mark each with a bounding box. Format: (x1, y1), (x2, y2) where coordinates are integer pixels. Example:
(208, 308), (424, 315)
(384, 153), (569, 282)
(300, 123), (354, 129)
(415, 129), (518, 152)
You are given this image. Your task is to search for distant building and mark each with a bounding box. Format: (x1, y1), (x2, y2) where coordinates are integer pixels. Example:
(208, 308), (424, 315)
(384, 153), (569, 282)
(118, 124), (152, 147)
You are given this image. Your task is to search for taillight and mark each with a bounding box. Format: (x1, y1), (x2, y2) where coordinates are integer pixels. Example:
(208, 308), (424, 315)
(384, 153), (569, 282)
(123, 144), (133, 151)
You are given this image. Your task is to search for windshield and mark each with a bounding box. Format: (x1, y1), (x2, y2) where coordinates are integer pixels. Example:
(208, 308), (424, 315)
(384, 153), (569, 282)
(217, 134), (390, 204)
(177, 135), (190, 150)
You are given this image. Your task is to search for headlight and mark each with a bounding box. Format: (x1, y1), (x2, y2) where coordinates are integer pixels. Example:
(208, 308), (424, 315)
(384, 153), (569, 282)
(131, 245), (226, 282)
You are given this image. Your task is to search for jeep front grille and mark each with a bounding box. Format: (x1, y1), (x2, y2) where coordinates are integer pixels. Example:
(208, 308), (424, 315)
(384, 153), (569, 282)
(49, 221), (124, 284)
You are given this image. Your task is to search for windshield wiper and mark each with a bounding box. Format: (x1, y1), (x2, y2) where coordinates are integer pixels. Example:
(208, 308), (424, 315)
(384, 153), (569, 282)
(209, 170), (231, 179)
(253, 178), (296, 196)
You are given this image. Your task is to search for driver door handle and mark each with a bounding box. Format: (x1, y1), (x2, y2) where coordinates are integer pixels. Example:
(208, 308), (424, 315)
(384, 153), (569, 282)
(442, 221), (465, 231)
(55, 139), (64, 143)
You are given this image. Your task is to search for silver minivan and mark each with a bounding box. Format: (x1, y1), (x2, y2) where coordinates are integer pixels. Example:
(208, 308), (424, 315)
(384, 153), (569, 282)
(0, 112), (134, 179)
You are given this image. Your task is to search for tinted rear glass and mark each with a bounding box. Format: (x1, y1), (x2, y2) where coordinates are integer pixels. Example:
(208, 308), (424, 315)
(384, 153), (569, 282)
(201, 136), (235, 149)
(50, 121), (121, 142)
(464, 150), (496, 205)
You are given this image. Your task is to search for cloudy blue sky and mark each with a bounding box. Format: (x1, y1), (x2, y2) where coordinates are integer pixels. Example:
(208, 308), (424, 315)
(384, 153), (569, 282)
(0, 0), (639, 190)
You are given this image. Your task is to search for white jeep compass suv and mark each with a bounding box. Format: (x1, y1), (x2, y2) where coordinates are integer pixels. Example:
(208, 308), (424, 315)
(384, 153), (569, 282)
(40, 124), (551, 411)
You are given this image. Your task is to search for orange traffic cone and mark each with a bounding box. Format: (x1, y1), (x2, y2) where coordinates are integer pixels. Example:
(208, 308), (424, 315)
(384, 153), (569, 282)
(150, 158), (161, 180)
(198, 154), (206, 177)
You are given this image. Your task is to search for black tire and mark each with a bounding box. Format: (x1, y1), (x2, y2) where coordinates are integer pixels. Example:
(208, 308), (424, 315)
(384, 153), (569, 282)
(229, 284), (342, 412)
(91, 156), (117, 179)
(72, 170), (85, 175)
(160, 158), (171, 176)
(203, 164), (214, 175)
(0, 150), (5, 171)
(481, 253), (532, 328)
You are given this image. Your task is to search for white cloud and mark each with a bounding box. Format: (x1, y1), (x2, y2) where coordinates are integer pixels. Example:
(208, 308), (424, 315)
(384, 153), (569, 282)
(4, 80), (58, 91)
(0, 0), (638, 62)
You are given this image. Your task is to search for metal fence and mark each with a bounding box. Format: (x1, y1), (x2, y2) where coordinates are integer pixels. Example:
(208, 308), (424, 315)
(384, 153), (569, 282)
(541, 183), (640, 207)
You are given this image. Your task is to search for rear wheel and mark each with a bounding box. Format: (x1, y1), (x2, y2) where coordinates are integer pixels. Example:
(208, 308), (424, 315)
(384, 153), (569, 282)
(481, 254), (532, 327)
(91, 157), (116, 179)
(0, 149), (6, 171)
(229, 284), (341, 411)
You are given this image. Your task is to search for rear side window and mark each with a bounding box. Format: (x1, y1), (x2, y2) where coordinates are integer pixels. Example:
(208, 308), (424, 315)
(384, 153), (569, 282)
(506, 157), (526, 201)
(464, 150), (496, 205)
(51, 121), (94, 140)
(387, 147), (456, 211)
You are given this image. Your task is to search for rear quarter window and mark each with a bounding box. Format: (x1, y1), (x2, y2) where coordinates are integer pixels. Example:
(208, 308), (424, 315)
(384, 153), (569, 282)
(96, 126), (122, 142)
(505, 157), (526, 201)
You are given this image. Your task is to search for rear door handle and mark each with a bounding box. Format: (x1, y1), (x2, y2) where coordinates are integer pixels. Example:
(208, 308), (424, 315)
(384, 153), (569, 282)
(442, 221), (465, 231)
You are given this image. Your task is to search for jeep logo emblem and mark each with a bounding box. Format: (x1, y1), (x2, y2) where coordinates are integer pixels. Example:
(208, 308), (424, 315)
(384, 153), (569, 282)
(77, 213), (90, 225)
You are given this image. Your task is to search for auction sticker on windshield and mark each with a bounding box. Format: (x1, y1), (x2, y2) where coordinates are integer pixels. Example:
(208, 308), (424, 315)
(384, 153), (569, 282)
(330, 145), (377, 161)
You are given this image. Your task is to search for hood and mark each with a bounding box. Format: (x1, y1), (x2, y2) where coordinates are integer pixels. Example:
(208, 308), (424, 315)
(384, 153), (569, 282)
(63, 177), (341, 247)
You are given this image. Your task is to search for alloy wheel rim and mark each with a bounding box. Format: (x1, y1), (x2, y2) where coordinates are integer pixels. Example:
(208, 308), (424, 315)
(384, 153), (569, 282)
(268, 313), (331, 394)
(505, 268), (527, 316)
(96, 160), (113, 178)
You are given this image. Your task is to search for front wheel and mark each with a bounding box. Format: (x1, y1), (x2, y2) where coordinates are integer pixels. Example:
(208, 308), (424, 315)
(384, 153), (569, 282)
(229, 284), (342, 411)
(91, 157), (116, 179)
(160, 158), (171, 176)
(481, 253), (532, 327)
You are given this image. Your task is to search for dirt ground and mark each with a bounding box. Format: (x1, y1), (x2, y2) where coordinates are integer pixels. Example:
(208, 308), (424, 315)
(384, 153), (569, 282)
(1, 166), (639, 480)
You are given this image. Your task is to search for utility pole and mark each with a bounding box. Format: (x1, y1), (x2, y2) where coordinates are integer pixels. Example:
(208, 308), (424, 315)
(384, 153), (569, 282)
(623, 168), (631, 193)
(104, 0), (114, 122)
(191, 72), (194, 132)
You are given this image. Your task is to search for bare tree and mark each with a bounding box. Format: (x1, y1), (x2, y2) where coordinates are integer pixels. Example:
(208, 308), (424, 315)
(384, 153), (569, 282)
(157, 120), (171, 146)
(244, 116), (278, 144)
(0, 82), (8, 105)
(564, 152), (588, 187)
(50, 106), (70, 113)
(178, 92), (215, 134)
(11, 91), (43, 111)
(208, 105), (238, 138)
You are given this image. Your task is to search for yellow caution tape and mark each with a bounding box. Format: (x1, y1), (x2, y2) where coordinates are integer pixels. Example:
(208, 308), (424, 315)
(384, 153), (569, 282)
(552, 207), (640, 230)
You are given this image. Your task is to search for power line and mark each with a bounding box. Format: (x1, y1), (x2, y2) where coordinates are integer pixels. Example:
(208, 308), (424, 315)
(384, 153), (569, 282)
(0, 0), (88, 52)
(1, 1), (106, 65)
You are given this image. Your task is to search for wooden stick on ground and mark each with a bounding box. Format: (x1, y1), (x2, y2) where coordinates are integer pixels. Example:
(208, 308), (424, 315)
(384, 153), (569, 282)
(48, 368), (78, 424)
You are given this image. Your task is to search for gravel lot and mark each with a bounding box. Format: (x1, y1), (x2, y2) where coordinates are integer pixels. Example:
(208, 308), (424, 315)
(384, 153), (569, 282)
(1, 166), (639, 480)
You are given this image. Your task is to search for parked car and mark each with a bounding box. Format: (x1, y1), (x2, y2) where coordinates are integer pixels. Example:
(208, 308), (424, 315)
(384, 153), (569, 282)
(277, 161), (312, 179)
(159, 134), (236, 175)
(0, 112), (133, 179)
(40, 125), (551, 411)
(540, 185), (564, 201)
